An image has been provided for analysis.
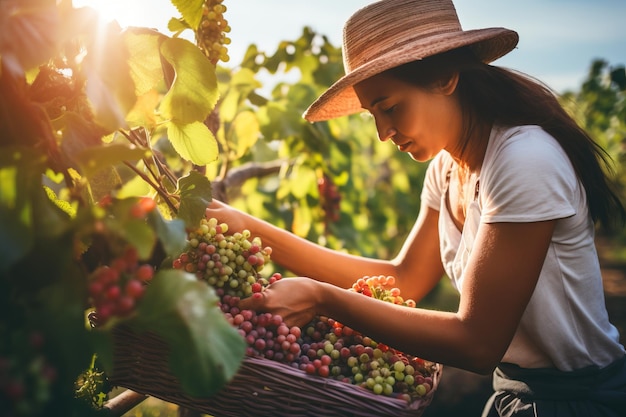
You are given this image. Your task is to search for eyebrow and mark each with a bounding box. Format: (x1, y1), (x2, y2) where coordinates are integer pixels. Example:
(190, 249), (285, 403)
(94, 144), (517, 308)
(370, 96), (388, 108)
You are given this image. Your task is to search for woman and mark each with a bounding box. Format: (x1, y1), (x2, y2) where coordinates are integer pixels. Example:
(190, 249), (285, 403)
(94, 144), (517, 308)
(210, 0), (626, 415)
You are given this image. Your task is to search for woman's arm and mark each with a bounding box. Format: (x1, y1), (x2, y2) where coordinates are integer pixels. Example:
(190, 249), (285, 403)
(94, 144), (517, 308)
(209, 199), (444, 300)
(241, 219), (555, 375)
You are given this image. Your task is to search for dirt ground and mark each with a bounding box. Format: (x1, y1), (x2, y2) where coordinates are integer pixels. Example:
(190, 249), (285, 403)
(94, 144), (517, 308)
(423, 246), (626, 417)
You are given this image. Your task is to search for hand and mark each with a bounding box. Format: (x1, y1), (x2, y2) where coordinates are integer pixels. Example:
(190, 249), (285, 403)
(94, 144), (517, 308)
(206, 199), (249, 233)
(238, 277), (321, 328)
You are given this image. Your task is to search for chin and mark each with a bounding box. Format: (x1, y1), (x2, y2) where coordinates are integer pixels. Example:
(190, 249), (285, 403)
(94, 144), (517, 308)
(408, 151), (430, 162)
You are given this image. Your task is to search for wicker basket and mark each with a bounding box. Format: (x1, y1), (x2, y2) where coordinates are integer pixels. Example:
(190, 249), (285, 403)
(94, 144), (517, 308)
(110, 324), (442, 417)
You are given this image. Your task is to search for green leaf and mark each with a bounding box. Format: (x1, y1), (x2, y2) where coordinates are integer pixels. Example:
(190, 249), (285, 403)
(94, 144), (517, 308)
(167, 17), (190, 34)
(0, 148), (46, 271)
(147, 209), (188, 260)
(177, 170), (212, 229)
(228, 110), (260, 158)
(123, 28), (167, 96)
(129, 270), (245, 397)
(121, 220), (157, 260)
(0, 203), (33, 273)
(218, 68), (262, 122)
(74, 144), (148, 180)
(43, 186), (76, 218)
(107, 198), (158, 260)
(167, 121), (219, 165)
(160, 37), (218, 125)
(170, 0), (205, 30)
(87, 165), (123, 204)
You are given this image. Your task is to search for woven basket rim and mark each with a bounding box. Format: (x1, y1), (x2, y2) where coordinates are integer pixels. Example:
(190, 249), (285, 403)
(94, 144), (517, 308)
(109, 324), (442, 417)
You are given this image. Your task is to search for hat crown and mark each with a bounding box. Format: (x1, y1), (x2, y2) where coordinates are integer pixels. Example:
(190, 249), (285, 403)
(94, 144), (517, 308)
(343, 0), (462, 72)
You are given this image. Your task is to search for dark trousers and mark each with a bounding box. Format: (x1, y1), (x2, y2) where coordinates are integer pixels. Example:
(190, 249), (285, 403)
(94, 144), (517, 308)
(482, 356), (626, 417)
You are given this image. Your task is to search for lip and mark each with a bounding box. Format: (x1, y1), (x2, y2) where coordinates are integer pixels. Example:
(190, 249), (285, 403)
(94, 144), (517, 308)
(395, 141), (410, 152)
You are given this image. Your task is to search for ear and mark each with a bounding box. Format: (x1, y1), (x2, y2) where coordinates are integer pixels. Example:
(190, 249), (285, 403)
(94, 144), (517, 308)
(438, 71), (460, 95)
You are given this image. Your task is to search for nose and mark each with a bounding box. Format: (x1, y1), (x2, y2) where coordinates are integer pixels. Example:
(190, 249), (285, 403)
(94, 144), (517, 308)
(377, 125), (397, 142)
(374, 118), (396, 142)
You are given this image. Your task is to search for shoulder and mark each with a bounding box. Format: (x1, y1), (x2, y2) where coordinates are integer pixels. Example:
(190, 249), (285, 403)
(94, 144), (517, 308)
(480, 125), (579, 222)
(490, 125), (568, 162)
(485, 125), (575, 182)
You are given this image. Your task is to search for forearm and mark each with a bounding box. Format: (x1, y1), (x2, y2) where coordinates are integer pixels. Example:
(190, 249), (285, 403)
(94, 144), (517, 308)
(245, 215), (399, 289)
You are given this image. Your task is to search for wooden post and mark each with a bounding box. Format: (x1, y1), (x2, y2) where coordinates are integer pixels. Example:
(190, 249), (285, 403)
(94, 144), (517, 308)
(103, 390), (148, 417)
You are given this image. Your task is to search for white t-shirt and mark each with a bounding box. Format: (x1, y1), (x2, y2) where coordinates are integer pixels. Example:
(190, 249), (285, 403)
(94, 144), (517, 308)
(421, 124), (625, 371)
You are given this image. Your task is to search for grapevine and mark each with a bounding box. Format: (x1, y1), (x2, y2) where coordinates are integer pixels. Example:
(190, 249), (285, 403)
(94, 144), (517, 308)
(87, 246), (155, 326)
(74, 355), (111, 410)
(173, 212), (437, 403)
(197, 0), (231, 65)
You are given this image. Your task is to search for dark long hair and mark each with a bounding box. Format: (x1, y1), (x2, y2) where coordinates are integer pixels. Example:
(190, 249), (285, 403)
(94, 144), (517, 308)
(387, 48), (625, 232)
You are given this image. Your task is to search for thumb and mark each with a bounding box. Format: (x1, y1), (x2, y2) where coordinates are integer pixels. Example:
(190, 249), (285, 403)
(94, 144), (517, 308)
(237, 292), (265, 311)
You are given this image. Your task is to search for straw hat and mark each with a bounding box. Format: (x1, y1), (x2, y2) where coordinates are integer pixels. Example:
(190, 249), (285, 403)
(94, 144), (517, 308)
(303, 0), (519, 122)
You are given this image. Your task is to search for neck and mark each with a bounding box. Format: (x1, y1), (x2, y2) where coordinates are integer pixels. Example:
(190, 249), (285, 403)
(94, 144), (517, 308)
(448, 121), (492, 173)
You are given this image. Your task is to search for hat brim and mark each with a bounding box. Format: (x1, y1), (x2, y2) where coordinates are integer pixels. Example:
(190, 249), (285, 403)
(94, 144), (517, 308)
(303, 27), (518, 122)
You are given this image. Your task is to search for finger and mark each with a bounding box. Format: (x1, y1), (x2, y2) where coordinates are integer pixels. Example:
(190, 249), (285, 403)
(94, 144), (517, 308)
(238, 291), (265, 311)
(207, 199), (223, 209)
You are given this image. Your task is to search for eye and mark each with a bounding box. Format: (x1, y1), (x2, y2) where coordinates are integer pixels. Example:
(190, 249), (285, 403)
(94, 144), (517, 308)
(383, 105), (397, 114)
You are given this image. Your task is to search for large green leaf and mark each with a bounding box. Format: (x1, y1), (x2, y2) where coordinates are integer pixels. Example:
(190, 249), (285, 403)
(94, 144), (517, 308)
(160, 37), (218, 125)
(177, 170), (212, 229)
(167, 121), (219, 165)
(129, 270), (245, 397)
(123, 28), (167, 96)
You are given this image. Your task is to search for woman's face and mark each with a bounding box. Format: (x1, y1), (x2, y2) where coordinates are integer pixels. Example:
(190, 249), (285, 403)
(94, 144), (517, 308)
(354, 71), (462, 162)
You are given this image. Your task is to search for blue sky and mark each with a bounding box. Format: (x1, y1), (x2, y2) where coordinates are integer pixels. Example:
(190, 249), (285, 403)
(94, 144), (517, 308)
(74, 0), (626, 93)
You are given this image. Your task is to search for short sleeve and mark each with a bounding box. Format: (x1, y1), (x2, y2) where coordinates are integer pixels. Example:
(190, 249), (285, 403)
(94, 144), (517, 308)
(480, 126), (578, 223)
(421, 151), (452, 212)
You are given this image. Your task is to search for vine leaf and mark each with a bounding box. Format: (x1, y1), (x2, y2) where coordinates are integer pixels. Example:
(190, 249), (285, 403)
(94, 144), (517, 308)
(74, 143), (148, 180)
(167, 121), (219, 166)
(177, 170), (213, 229)
(130, 270), (245, 397)
(107, 198), (157, 260)
(228, 110), (260, 159)
(147, 209), (188, 261)
(170, 0), (205, 30)
(123, 28), (167, 97)
(160, 37), (218, 125)
(0, 148), (45, 271)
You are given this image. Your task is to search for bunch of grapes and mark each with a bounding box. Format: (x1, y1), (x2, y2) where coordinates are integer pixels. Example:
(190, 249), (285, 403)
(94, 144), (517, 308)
(87, 246), (155, 325)
(172, 215), (274, 298)
(174, 214), (436, 403)
(350, 275), (417, 308)
(197, 0), (231, 65)
(317, 172), (341, 226)
(220, 292), (435, 402)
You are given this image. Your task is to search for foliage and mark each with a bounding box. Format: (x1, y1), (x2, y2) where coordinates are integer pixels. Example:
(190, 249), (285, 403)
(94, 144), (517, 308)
(560, 60), (626, 250)
(0, 0), (239, 415)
